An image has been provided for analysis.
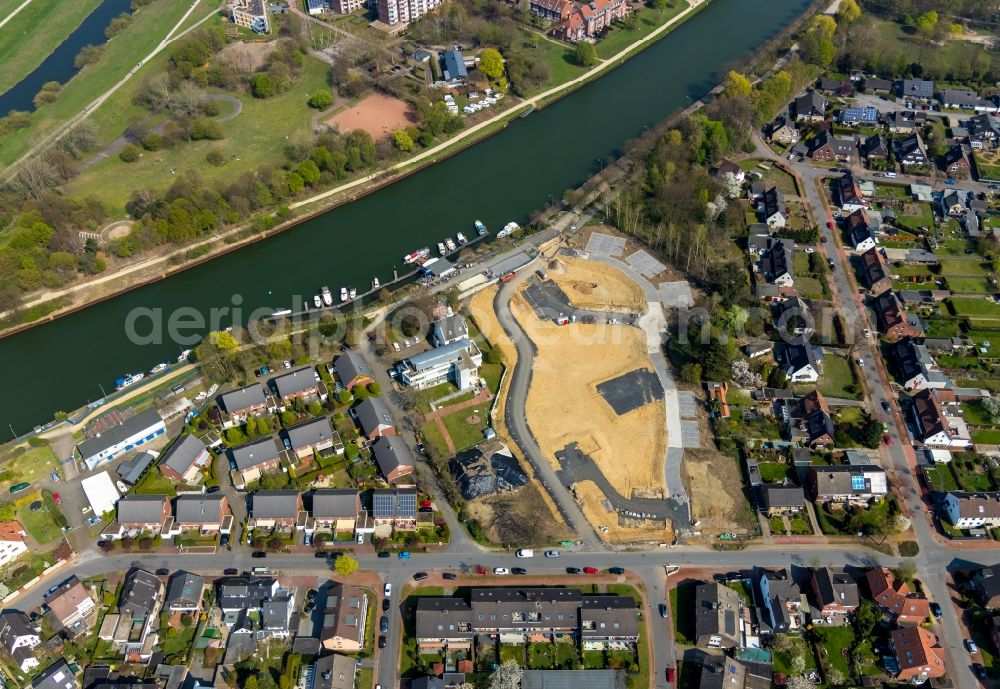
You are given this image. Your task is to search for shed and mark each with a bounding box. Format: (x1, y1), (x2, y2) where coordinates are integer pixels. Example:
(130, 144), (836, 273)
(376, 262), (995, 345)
(81, 472), (120, 517)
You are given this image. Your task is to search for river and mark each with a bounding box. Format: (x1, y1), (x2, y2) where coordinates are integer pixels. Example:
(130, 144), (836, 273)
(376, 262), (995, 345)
(0, 0), (132, 115)
(2, 0), (811, 436)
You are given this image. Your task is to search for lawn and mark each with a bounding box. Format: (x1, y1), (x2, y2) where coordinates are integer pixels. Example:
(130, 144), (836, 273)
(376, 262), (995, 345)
(594, 1), (687, 59)
(0, 0), (104, 96)
(410, 381), (461, 414)
(788, 514), (812, 535)
(419, 420), (450, 457)
(816, 353), (860, 400)
(669, 581), (695, 644)
(441, 407), (490, 451)
(973, 429), (1000, 445)
(530, 36), (589, 93)
(66, 54), (331, 215)
(769, 516), (786, 534)
(528, 642), (555, 669)
(940, 259), (990, 276)
(500, 644), (525, 665)
(772, 635), (816, 674)
(962, 402), (994, 426)
(923, 464), (959, 492)
(0, 0), (205, 168)
(813, 626), (855, 677)
(133, 468), (179, 496)
(757, 461), (791, 482)
(948, 277), (993, 295)
(16, 490), (63, 544)
(0, 442), (61, 492)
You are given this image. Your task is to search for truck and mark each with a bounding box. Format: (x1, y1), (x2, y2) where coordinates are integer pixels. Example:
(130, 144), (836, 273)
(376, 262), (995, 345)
(555, 316), (570, 326)
(515, 549), (534, 558)
(499, 272), (516, 283)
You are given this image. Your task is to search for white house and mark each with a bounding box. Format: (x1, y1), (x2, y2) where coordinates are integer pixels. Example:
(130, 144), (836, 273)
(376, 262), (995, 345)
(0, 611), (40, 673)
(777, 340), (820, 383)
(0, 521), (27, 568)
(76, 408), (166, 471)
(944, 492), (1000, 529)
(396, 338), (483, 390)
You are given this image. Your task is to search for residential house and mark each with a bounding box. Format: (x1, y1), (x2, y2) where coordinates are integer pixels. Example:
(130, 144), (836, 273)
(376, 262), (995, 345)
(891, 337), (951, 390)
(761, 239), (793, 285)
(115, 495), (170, 536)
(0, 521), (27, 568)
(862, 134), (889, 163)
(432, 313), (471, 346)
(312, 490), (360, 534)
(694, 583), (742, 649)
(396, 339), (483, 390)
(942, 144), (972, 178)
(866, 568), (930, 624)
(943, 492), (1000, 529)
(262, 592), (295, 639)
(776, 339), (820, 383)
(230, 0), (270, 33)
(333, 352), (373, 390)
(772, 297), (812, 337)
(972, 564), (1000, 609)
(371, 436), (416, 483)
(0, 611), (40, 673)
(374, 0), (444, 26)
(863, 77), (893, 93)
(250, 490), (303, 529)
(117, 451), (156, 487)
(217, 384), (269, 421)
(441, 49), (467, 85)
(173, 494), (230, 534)
(912, 388), (971, 448)
(820, 79), (854, 97)
(968, 113), (1000, 149)
(271, 368), (320, 404)
(810, 131), (855, 162)
(76, 408), (166, 471)
(165, 572), (205, 613)
(353, 397), (396, 440)
(838, 175), (866, 213)
(284, 417), (341, 462)
(763, 485), (804, 515)
(941, 88), (998, 112)
(322, 583), (370, 652)
(698, 658), (746, 689)
(794, 91), (827, 121)
(45, 576), (96, 634)
(311, 653), (357, 689)
(530, 0), (571, 22)
(838, 105), (878, 126)
(896, 133), (929, 168)
(885, 109), (927, 133)
(807, 465), (888, 503)
(870, 291), (921, 340)
(158, 434), (211, 483)
(858, 247), (892, 295)
(788, 390), (835, 448)
(553, 0), (631, 42)
(330, 0), (363, 13)
(117, 568), (163, 661)
(942, 189), (965, 216)
(751, 567), (804, 634)
(216, 576), (279, 617)
(371, 487), (418, 530)
(706, 381), (731, 419)
(891, 627), (945, 682)
(768, 115), (799, 145)
(899, 78), (934, 101)
(31, 661), (79, 689)
(810, 568), (859, 621)
(231, 437), (282, 485)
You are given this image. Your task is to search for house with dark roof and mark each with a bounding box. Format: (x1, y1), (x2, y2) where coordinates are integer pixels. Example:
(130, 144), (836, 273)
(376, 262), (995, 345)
(158, 434), (211, 483)
(165, 572), (205, 613)
(311, 653), (357, 689)
(262, 592), (295, 639)
(32, 661), (79, 689)
(0, 610), (40, 673)
(217, 383), (269, 420)
(751, 567), (803, 634)
(846, 209), (876, 251)
(284, 416), (341, 462)
(819, 78), (854, 97)
(772, 297), (813, 337)
(694, 583), (742, 648)
(944, 492), (1000, 529)
(787, 390), (834, 448)
(761, 240), (793, 286)
(863, 77), (892, 93)
(858, 247), (891, 295)
(862, 133), (888, 162)
(760, 186), (786, 229)
(271, 367), (320, 403)
(114, 495), (170, 537)
(810, 131), (856, 162)
(173, 494), (229, 533)
(794, 91), (827, 121)
(807, 465), (887, 503)
(76, 408), (166, 471)
(216, 576), (279, 616)
(837, 174), (866, 213)
(251, 490), (303, 529)
(972, 564), (1000, 609)
(441, 49), (468, 85)
(967, 113), (1000, 149)
(885, 109), (927, 133)
(810, 568), (859, 621)
(942, 144), (972, 177)
(312, 489), (361, 534)
(941, 88), (998, 111)
(763, 485), (804, 516)
(911, 388), (970, 447)
(353, 397), (396, 440)
(117, 451), (156, 486)
(371, 487), (418, 530)
(119, 569), (163, 618)
(838, 105), (878, 126)
(891, 626), (945, 682)
(432, 313), (470, 346)
(870, 291), (921, 340)
(231, 437), (281, 485)
(899, 78), (934, 101)
(891, 337), (950, 390)
(333, 352), (373, 390)
(322, 583), (370, 652)
(896, 132), (929, 168)
(775, 339), (820, 383)
(371, 436), (416, 484)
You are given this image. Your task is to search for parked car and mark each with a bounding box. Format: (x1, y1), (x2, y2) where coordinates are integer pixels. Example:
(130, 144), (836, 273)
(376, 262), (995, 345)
(398, 551), (411, 559)
(883, 434), (893, 446)
(8, 482), (29, 494)
(512, 567), (527, 575)
(544, 550), (560, 558)
(224, 568), (239, 575)
(357, 533), (365, 544)
(965, 639), (978, 653)
(382, 598), (391, 612)
(252, 551), (267, 558)
(49, 471), (59, 482)
(609, 567), (625, 575)
(315, 552), (329, 559)
(659, 603), (669, 618)
(378, 635), (387, 649)
(442, 572), (457, 581)
(413, 572), (428, 581)
(306, 588), (317, 600)
(378, 551), (391, 558)
(156, 568), (169, 576)
(85, 516), (100, 526)
(583, 567), (599, 575)
(973, 664), (987, 680)
(52, 492), (61, 505)
(493, 567), (510, 575)
(881, 400), (890, 412)
(665, 667), (675, 683)
(566, 567), (582, 574)
(380, 616), (389, 633)
(304, 601), (315, 614)
(929, 602), (942, 618)
(384, 583), (392, 597)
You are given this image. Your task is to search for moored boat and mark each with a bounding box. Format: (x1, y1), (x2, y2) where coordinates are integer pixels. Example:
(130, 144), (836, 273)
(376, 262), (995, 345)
(340, 287), (348, 302)
(372, 277), (380, 289)
(321, 286), (333, 306)
(149, 363), (168, 375)
(404, 247), (431, 264)
(475, 220), (487, 236)
(497, 221), (520, 238)
(456, 232), (468, 245)
(438, 242), (447, 256)
(313, 295), (322, 308)
(349, 287), (357, 299)
(115, 372), (144, 390)
(445, 238), (456, 252)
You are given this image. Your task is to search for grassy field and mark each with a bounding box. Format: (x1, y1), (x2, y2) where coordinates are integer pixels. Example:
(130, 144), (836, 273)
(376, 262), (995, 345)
(813, 626), (855, 677)
(531, 36), (589, 94)
(15, 490), (62, 544)
(923, 464), (959, 492)
(419, 420), (450, 457)
(594, 1), (687, 59)
(949, 297), (1000, 318)
(939, 258), (990, 276)
(0, 0), (104, 96)
(67, 56), (330, 215)
(0, 0), (206, 168)
(817, 353), (860, 400)
(0, 443), (61, 492)
(441, 406), (490, 450)
(948, 277), (993, 295)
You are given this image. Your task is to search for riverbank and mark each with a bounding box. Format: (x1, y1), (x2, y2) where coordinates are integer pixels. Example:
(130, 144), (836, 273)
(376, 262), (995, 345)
(0, 0), (710, 339)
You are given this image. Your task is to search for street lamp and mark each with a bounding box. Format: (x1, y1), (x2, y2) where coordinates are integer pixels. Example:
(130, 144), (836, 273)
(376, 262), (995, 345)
(597, 158), (604, 173)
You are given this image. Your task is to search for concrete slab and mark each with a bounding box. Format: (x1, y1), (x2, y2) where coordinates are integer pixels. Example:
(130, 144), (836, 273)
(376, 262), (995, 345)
(677, 391), (698, 419)
(585, 232), (625, 257)
(680, 420), (701, 448)
(658, 281), (694, 308)
(596, 369), (664, 415)
(626, 249), (666, 278)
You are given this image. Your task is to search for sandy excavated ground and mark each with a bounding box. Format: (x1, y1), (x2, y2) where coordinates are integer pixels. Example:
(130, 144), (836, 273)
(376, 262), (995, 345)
(325, 93), (413, 140)
(682, 448), (754, 536)
(546, 256), (646, 313)
(574, 481), (673, 543)
(514, 283), (665, 498)
(465, 482), (571, 546)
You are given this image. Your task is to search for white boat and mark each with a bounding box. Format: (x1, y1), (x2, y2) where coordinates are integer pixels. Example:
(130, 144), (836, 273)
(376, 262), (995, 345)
(149, 363), (168, 375)
(438, 242), (447, 256)
(321, 286), (333, 306)
(313, 295), (322, 308)
(475, 220), (487, 236)
(340, 287), (348, 302)
(272, 308), (292, 317)
(497, 221), (520, 238)
(349, 287), (357, 299)
(445, 238), (457, 252)
(456, 232), (467, 245)
(372, 277), (380, 289)
(115, 372), (144, 391)
(177, 349), (191, 363)
(404, 247), (431, 264)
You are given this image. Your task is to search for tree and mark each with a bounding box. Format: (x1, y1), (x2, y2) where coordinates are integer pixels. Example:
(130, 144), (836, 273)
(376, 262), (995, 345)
(836, 0), (860, 24)
(982, 396), (1000, 422)
(826, 669), (845, 686)
(281, 410), (297, 425)
(308, 90), (333, 109)
(0, 502), (14, 521)
(489, 660), (523, 689)
(393, 129), (414, 152)
(479, 48), (505, 80)
(915, 10), (939, 40)
(680, 362), (702, 384)
(119, 143), (141, 162)
(723, 71), (752, 100)
(575, 41), (597, 67)
(251, 73), (275, 98)
(334, 553), (359, 576)
(206, 149), (225, 166)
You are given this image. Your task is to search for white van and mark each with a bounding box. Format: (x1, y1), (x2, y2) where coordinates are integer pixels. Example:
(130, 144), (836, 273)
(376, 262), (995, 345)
(884, 172), (897, 179)
(515, 549), (534, 558)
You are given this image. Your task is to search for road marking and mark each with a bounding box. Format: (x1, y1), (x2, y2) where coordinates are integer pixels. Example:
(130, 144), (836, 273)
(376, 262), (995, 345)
(0, 0), (33, 31)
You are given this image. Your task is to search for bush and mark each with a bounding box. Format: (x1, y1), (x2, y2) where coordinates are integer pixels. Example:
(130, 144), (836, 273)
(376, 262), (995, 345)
(206, 149), (226, 166)
(119, 143), (142, 162)
(898, 540), (919, 557)
(308, 90), (333, 109)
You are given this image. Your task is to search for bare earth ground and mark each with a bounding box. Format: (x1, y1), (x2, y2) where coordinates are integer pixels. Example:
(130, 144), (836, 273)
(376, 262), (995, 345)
(513, 281), (665, 497)
(682, 447), (755, 536)
(465, 483), (571, 546)
(218, 40), (275, 72)
(325, 93), (414, 140)
(545, 256), (646, 313)
(574, 480), (673, 543)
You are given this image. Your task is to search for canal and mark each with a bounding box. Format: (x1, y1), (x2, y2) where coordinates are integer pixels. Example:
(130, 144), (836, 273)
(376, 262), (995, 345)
(0, 0), (133, 114)
(4, 0), (812, 435)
